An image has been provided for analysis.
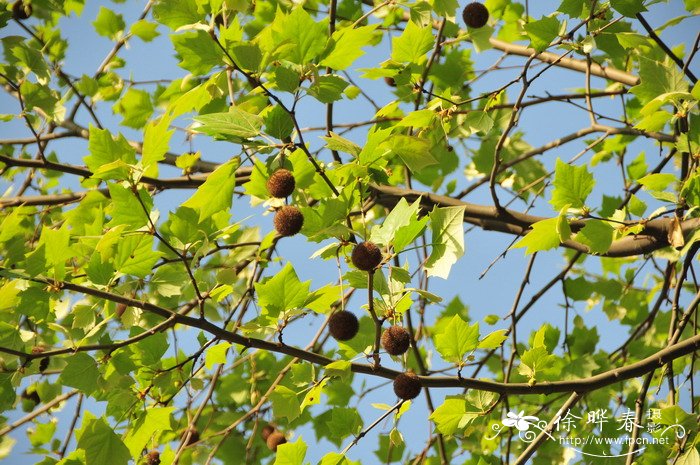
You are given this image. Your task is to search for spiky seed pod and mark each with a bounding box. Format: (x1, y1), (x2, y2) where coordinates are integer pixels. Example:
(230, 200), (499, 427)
(261, 424), (275, 441)
(462, 2), (489, 28)
(381, 326), (411, 356)
(12, 1), (32, 20)
(266, 431), (286, 452)
(273, 206), (304, 236)
(384, 76), (396, 87)
(266, 169), (296, 198)
(393, 372), (422, 400)
(328, 310), (359, 341)
(39, 357), (49, 373)
(351, 242), (383, 271)
(145, 450), (161, 465)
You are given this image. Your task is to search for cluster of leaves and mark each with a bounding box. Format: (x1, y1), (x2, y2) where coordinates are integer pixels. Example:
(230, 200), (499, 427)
(0, 0), (699, 464)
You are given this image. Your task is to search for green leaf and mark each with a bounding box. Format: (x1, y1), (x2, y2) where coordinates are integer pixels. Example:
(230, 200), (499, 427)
(123, 407), (174, 458)
(76, 415), (130, 465)
(301, 378), (328, 411)
(58, 353), (100, 394)
(524, 16), (560, 52)
(464, 111), (494, 134)
(550, 158), (595, 211)
(107, 183), (152, 229)
(255, 263), (311, 317)
(637, 173), (677, 191)
(575, 219), (614, 254)
(270, 386), (301, 421)
(264, 104), (294, 141)
(141, 115), (174, 176)
(391, 20), (434, 63)
(93, 7), (125, 40)
(677, 448), (700, 465)
(320, 25), (378, 70)
(205, 342), (232, 369)
(326, 408), (362, 439)
(194, 109), (263, 140)
(84, 125), (137, 181)
(370, 198), (422, 247)
(323, 360), (352, 380)
(425, 206), (466, 279)
(271, 7), (327, 65)
(434, 315), (479, 364)
(632, 58), (688, 104)
(182, 159), (238, 222)
(114, 234), (161, 278)
(274, 437), (307, 465)
(171, 30), (224, 75)
(396, 110), (436, 129)
(558, 0), (584, 17)
(321, 132), (362, 157)
(308, 75), (349, 103)
(478, 329), (508, 349)
(518, 346), (555, 382)
(610, 0), (647, 17)
(429, 396), (479, 435)
(153, 0), (200, 29)
(513, 217), (563, 254)
(318, 452), (351, 465)
(113, 88), (153, 129)
(130, 20), (159, 42)
(380, 135), (438, 172)
(230, 43), (262, 72)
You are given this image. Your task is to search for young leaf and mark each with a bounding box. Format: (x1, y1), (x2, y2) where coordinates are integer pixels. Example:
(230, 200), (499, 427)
(194, 109), (264, 140)
(434, 315), (479, 364)
(181, 159), (239, 222)
(274, 437), (307, 465)
(550, 158), (595, 211)
(76, 415), (131, 465)
(524, 16), (560, 52)
(429, 396), (480, 435)
(58, 353), (100, 395)
(425, 206), (466, 279)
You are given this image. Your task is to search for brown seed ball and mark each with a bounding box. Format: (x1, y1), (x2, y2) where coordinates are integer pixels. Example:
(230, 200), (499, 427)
(21, 388), (40, 404)
(328, 310), (359, 341)
(145, 450), (160, 465)
(266, 431), (286, 452)
(273, 206), (304, 237)
(261, 424), (275, 441)
(384, 76), (396, 87)
(266, 169), (296, 198)
(115, 303), (127, 318)
(393, 372), (422, 400)
(31, 345), (45, 354)
(12, 1), (32, 20)
(462, 2), (489, 28)
(184, 427), (199, 446)
(351, 242), (383, 271)
(381, 326), (411, 356)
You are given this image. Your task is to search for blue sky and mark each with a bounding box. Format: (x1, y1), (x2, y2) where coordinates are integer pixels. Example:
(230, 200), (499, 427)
(1, 0), (699, 463)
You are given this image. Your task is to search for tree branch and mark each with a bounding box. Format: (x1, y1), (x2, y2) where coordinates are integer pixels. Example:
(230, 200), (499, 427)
(1, 271), (698, 396)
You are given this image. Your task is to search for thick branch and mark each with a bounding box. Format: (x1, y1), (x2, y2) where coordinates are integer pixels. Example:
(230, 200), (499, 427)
(1, 271), (698, 396)
(370, 184), (700, 257)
